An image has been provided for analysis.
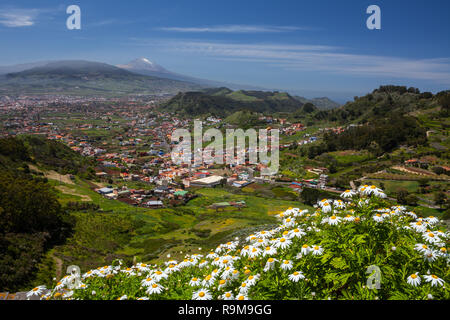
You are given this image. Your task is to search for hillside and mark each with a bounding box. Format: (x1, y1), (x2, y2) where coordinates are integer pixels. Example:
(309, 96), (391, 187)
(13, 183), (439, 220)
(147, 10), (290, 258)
(163, 88), (304, 117)
(321, 86), (447, 124)
(0, 60), (203, 96)
(294, 96), (340, 110)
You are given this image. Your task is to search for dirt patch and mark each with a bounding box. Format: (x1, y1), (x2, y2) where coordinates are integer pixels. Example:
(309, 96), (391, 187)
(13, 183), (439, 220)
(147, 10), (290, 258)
(56, 185), (92, 201)
(45, 171), (75, 185)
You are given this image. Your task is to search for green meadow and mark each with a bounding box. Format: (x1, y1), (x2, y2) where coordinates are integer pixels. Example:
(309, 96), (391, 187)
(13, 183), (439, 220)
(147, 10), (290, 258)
(34, 175), (313, 287)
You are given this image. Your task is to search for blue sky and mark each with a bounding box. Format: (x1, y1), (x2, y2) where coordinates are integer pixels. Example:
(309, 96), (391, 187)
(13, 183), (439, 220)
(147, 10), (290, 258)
(0, 0), (449, 102)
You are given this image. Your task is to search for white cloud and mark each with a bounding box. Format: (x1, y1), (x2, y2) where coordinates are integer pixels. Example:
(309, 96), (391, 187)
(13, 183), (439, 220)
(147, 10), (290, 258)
(158, 25), (308, 33)
(136, 39), (450, 84)
(0, 9), (41, 27)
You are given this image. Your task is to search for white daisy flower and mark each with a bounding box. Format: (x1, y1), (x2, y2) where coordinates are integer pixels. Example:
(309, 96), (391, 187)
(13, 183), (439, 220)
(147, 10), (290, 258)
(423, 275), (445, 287)
(423, 250), (439, 263)
(423, 232), (441, 244)
(343, 214), (355, 222)
(239, 282), (250, 294)
(189, 277), (201, 287)
(425, 216), (439, 225)
(410, 221), (427, 232)
(248, 246), (262, 258)
(146, 283), (164, 295)
(26, 286), (46, 299)
(202, 274), (215, 288)
(218, 279), (228, 290)
(280, 260), (293, 271)
(275, 237), (292, 250)
(321, 202), (332, 213)
(263, 246), (277, 257)
(246, 274), (260, 286)
(263, 257), (278, 272)
(290, 228), (306, 238)
(333, 199), (346, 209)
(222, 291), (234, 300)
(341, 189), (356, 198)
(199, 260), (209, 268)
(328, 215), (342, 225)
(141, 277), (156, 287)
(406, 273), (421, 286)
(152, 270), (168, 281)
(301, 244), (311, 255)
(373, 214), (384, 223)
(193, 288), (212, 300)
(311, 245), (324, 256)
(414, 243), (429, 254)
(236, 294), (249, 300)
(289, 271), (305, 282)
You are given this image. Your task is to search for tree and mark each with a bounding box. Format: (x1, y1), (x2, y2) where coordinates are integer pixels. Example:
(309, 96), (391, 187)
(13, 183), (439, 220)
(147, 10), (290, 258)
(434, 192), (447, 209)
(431, 166), (445, 175)
(405, 194), (418, 206)
(418, 178), (430, 188)
(396, 189), (409, 205)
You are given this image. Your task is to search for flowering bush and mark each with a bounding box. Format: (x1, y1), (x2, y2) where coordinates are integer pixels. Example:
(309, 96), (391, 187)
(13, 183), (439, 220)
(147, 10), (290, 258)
(30, 185), (449, 300)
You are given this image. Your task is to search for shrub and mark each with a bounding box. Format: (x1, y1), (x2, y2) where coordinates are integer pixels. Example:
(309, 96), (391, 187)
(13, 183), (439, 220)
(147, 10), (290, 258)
(32, 186), (449, 300)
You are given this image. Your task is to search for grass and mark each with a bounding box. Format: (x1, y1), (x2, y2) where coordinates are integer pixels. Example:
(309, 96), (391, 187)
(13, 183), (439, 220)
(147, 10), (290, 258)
(37, 174), (314, 285)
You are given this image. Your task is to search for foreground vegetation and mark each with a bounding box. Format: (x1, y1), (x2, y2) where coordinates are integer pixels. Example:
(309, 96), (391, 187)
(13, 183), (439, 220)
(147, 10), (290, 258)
(30, 186), (449, 300)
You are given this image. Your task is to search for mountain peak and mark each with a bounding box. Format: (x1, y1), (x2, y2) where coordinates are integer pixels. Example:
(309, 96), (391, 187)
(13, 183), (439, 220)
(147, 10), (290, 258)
(117, 58), (169, 74)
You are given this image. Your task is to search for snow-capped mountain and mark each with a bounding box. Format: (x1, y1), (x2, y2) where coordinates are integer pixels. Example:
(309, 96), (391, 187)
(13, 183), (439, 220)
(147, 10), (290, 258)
(117, 58), (171, 74)
(116, 58), (268, 91)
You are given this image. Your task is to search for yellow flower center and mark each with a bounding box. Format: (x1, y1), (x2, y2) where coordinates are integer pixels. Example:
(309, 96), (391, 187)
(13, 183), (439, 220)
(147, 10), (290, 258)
(268, 258), (274, 263)
(199, 292), (205, 297)
(411, 274), (417, 279)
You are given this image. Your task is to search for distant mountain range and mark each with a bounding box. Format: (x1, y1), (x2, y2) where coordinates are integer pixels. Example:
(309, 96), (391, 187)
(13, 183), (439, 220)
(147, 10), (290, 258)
(0, 60), (203, 96)
(116, 57), (272, 91)
(293, 96), (340, 110)
(0, 58), (340, 108)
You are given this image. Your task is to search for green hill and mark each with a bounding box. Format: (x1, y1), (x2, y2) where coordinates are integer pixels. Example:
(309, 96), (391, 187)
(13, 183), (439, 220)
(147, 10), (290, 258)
(163, 88), (304, 117)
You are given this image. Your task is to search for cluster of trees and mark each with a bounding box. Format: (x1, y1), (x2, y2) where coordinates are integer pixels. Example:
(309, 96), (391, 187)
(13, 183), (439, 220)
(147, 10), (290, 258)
(304, 115), (427, 159)
(21, 135), (96, 178)
(0, 170), (74, 291)
(0, 136), (93, 291)
(373, 85), (421, 95)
